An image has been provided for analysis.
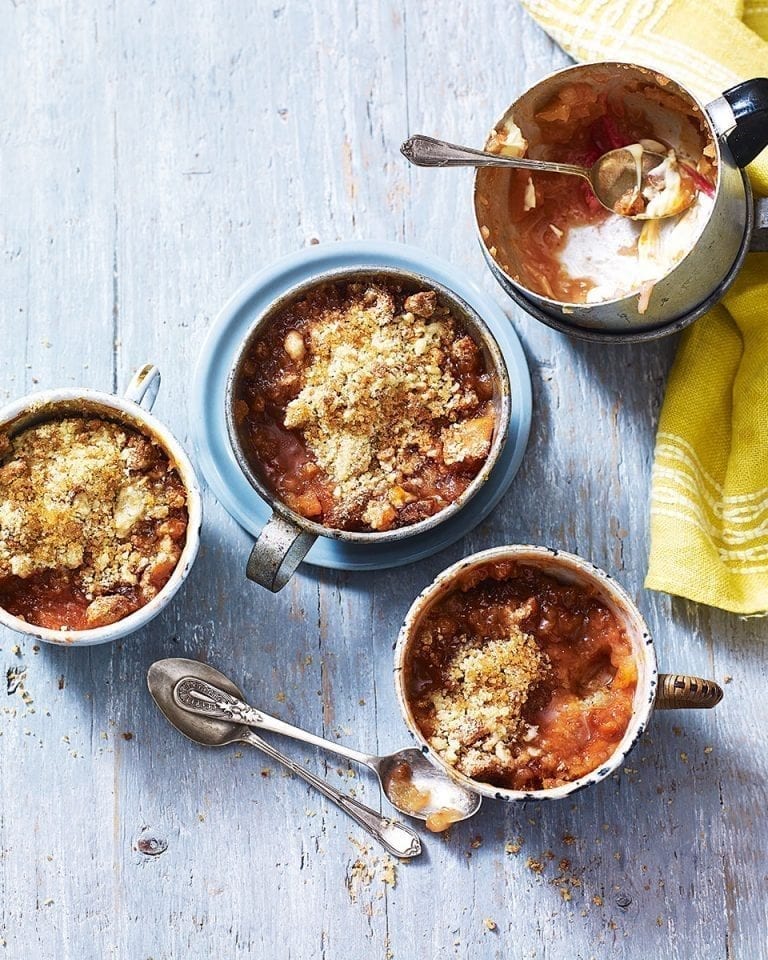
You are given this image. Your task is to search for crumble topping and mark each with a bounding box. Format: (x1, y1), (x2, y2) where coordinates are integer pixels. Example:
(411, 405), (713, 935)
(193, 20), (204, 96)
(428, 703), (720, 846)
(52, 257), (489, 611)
(282, 284), (490, 513)
(0, 417), (187, 629)
(417, 600), (551, 776)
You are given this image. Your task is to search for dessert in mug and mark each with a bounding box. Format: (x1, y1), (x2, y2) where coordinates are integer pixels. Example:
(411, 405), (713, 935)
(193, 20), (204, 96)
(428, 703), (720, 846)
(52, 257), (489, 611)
(405, 561), (637, 791)
(232, 279), (497, 532)
(477, 78), (716, 314)
(0, 417), (188, 630)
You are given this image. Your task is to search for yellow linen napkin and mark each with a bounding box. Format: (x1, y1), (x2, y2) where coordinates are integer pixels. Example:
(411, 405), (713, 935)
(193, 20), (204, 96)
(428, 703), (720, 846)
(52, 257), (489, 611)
(521, 0), (768, 612)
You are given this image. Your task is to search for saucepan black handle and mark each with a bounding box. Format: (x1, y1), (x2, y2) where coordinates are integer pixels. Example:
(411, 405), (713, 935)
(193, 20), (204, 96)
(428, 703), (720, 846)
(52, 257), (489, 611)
(722, 78), (768, 168)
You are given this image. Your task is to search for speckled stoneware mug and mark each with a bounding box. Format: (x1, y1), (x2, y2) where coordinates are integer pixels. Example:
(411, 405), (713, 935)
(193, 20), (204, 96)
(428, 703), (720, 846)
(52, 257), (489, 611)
(393, 545), (723, 803)
(0, 364), (202, 647)
(225, 265), (511, 593)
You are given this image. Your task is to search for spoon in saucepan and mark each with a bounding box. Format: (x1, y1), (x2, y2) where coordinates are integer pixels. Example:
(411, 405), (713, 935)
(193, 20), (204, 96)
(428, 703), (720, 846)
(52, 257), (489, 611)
(150, 657), (481, 832)
(401, 134), (697, 220)
(147, 658), (422, 858)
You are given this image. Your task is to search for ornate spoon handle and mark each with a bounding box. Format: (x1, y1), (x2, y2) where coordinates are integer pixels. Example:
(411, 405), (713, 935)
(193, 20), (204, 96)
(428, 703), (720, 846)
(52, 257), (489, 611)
(174, 676), (373, 766)
(239, 730), (422, 859)
(400, 134), (588, 178)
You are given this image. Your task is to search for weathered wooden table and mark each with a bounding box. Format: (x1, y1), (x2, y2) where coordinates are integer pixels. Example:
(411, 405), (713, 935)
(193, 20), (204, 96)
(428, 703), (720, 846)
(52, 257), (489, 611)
(1, 2), (765, 957)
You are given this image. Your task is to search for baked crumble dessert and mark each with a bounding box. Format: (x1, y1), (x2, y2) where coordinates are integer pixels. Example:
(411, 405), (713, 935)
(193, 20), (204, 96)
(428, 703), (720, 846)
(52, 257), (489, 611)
(0, 417), (188, 630)
(233, 279), (498, 532)
(406, 562), (637, 790)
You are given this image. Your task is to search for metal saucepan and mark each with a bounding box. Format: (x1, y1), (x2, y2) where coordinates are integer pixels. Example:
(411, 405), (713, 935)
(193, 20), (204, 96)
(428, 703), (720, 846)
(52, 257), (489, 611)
(472, 61), (768, 342)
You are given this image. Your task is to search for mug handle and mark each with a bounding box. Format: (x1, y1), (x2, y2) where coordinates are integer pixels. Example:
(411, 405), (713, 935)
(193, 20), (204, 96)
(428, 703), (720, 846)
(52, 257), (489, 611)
(124, 363), (161, 411)
(654, 674), (723, 710)
(246, 512), (317, 592)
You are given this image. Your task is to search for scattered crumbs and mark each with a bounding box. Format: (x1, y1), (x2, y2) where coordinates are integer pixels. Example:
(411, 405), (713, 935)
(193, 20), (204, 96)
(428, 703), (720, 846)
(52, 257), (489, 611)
(57, 674), (65, 690)
(100, 731), (109, 741)
(198, 813), (206, 822)
(276, 691), (286, 703)
(42, 898), (54, 907)
(32, 645), (39, 653)
(505, 838), (523, 855)
(592, 895), (604, 907)
(346, 837), (398, 903)
(562, 834), (575, 846)
(656, 915), (665, 927)
(613, 852), (622, 861)
(304, 655), (313, 666)
(380, 859), (396, 888)
(544, 849), (555, 861)
(723, 674), (732, 684)
(483, 918), (497, 932)
(559, 887), (572, 902)
(559, 858), (570, 872)
(470, 835), (483, 849)
(261, 768), (271, 778)
(233, 751), (243, 759)
(121, 732), (134, 741)
(10, 645), (20, 657)
(672, 726), (682, 736)
(526, 857), (544, 874)
(61, 734), (70, 744)
(0, 937), (5, 946)
(41, 338), (51, 349)
(680, 751), (688, 763)
(358, 698), (366, 706)
(704, 746), (713, 754)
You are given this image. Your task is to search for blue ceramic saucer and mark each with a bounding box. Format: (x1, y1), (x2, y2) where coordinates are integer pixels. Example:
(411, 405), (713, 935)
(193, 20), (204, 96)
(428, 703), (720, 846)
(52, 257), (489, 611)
(191, 241), (532, 571)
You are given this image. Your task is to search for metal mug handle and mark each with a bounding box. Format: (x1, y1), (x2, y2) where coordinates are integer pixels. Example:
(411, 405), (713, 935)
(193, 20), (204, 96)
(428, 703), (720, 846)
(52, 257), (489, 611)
(124, 363), (161, 411)
(246, 512), (317, 592)
(654, 674), (723, 710)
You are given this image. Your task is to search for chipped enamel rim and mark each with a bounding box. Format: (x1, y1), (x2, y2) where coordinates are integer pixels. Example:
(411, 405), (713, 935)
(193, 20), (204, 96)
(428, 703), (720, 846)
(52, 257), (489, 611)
(0, 385), (202, 646)
(393, 545), (658, 802)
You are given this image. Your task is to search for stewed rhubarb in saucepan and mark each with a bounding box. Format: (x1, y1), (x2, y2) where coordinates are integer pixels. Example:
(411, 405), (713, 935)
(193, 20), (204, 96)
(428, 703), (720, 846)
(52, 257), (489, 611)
(0, 417), (188, 631)
(232, 279), (498, 533)
(477, 77), (717, 314)
(405, 562), (638, 791)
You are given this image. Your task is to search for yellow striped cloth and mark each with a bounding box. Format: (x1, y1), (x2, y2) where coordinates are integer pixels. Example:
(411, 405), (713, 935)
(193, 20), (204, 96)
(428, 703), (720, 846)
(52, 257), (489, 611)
(522, 0), (768, 612)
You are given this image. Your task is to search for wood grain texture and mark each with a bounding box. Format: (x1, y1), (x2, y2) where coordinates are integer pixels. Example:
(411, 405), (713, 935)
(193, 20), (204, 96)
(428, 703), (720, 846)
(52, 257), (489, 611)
(0, 1), (765, 958)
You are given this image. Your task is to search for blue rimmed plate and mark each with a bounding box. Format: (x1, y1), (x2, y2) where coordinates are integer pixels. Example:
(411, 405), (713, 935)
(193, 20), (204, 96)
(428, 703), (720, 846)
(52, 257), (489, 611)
(191, 240), (532, 571)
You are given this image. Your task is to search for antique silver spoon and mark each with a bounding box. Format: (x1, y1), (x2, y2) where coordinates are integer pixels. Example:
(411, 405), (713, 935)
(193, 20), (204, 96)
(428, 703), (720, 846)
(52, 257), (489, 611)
(155, 657), (481, 828)
(401, 134), (695, 220)
(147, 658), (422, 859)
